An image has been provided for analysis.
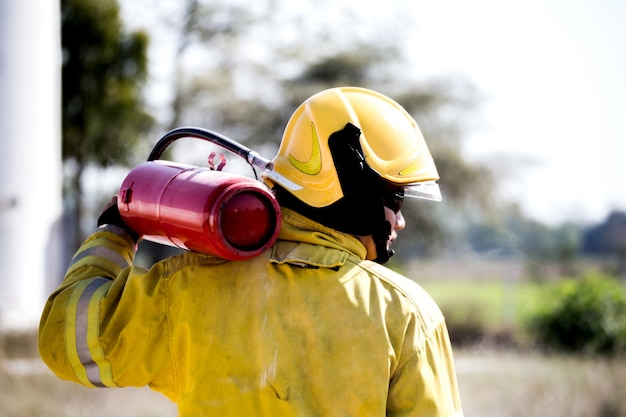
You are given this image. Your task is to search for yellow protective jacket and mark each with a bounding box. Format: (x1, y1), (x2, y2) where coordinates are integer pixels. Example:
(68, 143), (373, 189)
(39, 208), (463, 417)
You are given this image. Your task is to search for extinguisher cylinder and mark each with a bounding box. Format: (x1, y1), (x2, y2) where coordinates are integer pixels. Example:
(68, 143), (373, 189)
(118, 161), (281, 260)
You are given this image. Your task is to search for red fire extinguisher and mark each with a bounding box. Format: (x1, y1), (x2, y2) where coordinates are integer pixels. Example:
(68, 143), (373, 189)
(117, 127), (282, 261)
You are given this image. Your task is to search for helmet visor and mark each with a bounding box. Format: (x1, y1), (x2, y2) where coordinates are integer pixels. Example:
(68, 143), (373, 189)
(403, 181), (442, 202)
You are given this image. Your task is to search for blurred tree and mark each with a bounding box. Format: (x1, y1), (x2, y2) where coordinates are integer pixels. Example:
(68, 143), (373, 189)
(165, 0), (259, 131)
(465, 208), (583, 278)
(526, 274), (626, 355)
(583, 210), (626, 278)
(62, 0), (154, 247)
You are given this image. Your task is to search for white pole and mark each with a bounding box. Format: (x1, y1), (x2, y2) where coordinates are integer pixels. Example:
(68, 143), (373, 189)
(0, 1), (63, 330)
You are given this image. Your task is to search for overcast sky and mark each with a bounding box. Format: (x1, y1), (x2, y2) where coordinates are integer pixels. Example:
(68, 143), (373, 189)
(407, 0), (626, 225)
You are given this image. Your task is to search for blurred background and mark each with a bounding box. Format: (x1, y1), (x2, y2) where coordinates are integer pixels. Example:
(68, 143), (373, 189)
(1, 0), (625, 416)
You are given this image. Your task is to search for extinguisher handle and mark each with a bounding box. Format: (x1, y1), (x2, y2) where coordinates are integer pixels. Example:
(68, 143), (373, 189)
(148, 127), (274, 171)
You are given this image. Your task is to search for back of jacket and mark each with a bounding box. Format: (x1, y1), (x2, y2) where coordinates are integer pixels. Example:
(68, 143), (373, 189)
(39, 209), (463, 417)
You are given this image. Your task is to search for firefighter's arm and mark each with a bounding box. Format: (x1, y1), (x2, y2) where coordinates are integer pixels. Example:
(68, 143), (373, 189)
(37, 224), (135, 383)
(38, 201), (172, 391)
(387, 321), (464, 417)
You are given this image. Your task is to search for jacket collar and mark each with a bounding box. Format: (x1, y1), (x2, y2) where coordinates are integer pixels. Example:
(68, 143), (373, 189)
(270, 208), (367, 268)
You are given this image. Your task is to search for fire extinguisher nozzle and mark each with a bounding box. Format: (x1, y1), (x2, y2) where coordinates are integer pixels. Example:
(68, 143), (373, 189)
(220, 192), (277, 250)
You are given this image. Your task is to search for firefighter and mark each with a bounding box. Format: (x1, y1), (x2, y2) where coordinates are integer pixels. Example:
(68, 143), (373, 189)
(39, 87), (463, 416)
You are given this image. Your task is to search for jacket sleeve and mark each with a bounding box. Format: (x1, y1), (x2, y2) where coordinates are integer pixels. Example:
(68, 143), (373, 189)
(387, 320), (464, 417)
(38, 225), (174, 394)
(360, 261), (464, 417)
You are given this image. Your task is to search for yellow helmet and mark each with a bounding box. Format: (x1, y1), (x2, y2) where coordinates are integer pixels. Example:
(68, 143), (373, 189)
(264, 86), (441, 207)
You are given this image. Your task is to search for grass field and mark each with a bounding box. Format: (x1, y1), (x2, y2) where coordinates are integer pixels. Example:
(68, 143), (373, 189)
(2, 348), (625, 417)
(420, 278), (542, 327)
(457, 348), (626, 417)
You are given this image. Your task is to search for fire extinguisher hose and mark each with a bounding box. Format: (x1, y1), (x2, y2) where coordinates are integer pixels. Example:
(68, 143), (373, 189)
(147, 126), (274, 172)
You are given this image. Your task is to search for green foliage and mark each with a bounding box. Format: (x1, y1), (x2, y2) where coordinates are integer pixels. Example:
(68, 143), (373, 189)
(526, 274), (626, 355)
(62, 0), (153, 169)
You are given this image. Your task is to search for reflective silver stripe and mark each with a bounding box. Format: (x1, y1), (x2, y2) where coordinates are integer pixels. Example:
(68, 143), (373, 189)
(97, 224), (128, 235)
(97, 224), (136, 247)
(75, 277), (110, 387)
(70, 246), (130, 270)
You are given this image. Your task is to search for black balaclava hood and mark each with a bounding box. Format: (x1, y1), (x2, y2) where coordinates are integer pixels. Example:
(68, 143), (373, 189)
(274, 123), (394, 264)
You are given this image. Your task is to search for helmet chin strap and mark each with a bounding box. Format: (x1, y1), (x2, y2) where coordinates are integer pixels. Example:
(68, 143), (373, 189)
(372, 220), (393, 264)
(374, 241), (392, 264)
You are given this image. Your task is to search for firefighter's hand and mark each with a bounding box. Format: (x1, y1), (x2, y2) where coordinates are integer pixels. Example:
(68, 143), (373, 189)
(97, 196), (140, 242)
